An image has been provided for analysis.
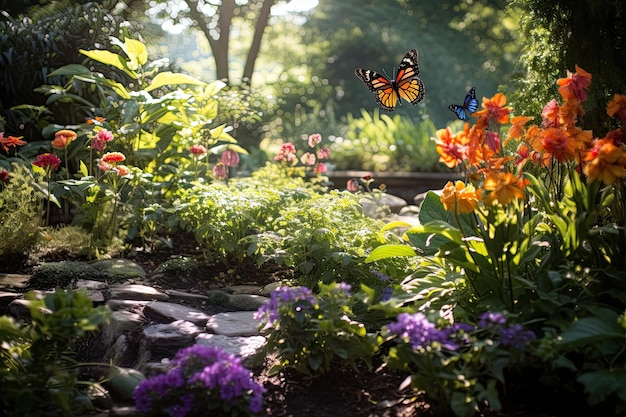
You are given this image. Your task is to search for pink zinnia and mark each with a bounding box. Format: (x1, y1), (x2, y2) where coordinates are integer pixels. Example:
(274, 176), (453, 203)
(98, 159), (114, 172)
(313, 162), (327, 174)
(346, 178), (359, 193)
(91, 129), (114, 152)
(300, 152), (316, 166)
(190, 144), (207, 156)
(115, 165), (130, 176)
(308, 133), (322, 148)
(274, 142), (297, 164)
(32, 153), (61, 170)
(212, 162), (228, 180)
(221, 149), (240, 166)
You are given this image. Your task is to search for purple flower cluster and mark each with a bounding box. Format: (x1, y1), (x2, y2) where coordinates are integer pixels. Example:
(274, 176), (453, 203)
(386, 313), (468, 351)
(133, 345), (265, 417)
(478, 312), (536, 348)
(254, 285), (315, 325)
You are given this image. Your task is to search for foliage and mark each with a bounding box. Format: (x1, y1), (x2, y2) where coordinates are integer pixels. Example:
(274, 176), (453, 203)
(329, 109), (446, 172)
(29, 261), (111, 290)
(254, 282), (378, 376)
(153, 256), (200, 278)
(0, 163), (42, 260)
(0, 289), (110, 417)
(509, 0), (625, 135)
(366, 67), (626, 414)
(133, 345), (265, 417)
(39, 225), (93, 259)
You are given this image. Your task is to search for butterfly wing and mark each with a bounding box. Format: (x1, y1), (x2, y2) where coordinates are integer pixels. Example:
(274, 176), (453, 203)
(355, 68), (399, 112)
(449, 87), (478, 120)
(395, 49), (425, 105)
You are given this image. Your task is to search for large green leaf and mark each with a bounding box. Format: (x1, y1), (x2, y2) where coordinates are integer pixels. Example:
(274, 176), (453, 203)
(79, 49), (137, 79)
(145, 71), (205, 92)
(366, 244), (417, 262)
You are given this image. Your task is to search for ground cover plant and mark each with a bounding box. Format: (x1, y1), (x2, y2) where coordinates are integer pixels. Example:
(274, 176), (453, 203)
(1, 22), (626, 417)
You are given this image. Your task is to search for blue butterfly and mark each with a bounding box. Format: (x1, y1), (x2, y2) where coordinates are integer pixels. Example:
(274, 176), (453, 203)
(449, 87), (479, 121)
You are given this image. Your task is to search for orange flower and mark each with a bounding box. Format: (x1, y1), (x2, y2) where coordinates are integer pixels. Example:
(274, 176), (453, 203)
(434, 127), (468, 168)
(86, 116), (106, 125)
(482, 170), (525, 206)
(114, 165), (130, 176)
(440, 180), (482, 214)
(101, 152), (126, 164)
(505, 116), (533, 146)
(582, 137), (626, 185)
(557, 65), (591, 102)
(0, 133), (27, 152)
(474, 93), (511, 127)
(541, 99), (561, 128)
(607, 94), (626, 121)
(51, 129), (77, 149)
(539, 127), (578, 163)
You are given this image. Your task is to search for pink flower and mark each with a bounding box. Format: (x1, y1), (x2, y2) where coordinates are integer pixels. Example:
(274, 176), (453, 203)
(346, 178), (359, 192)
(274, 142), (297, 164)
(541, 99), (560, 128)
(300, 152), (316, 166)
(308, 133), (322, 148)
(91, 129), (114, 152)
(98, 159), (114, 172)
(190, 144), (207, 156)
(316, 146), (331, 160)
(32, 153), (61, 171)
(313, 162), (327, 175)
(221, 149), (240, 167)
(212, 162), (228, 180)
(0, 169), (9, 183)
(114, 165), (130, 176)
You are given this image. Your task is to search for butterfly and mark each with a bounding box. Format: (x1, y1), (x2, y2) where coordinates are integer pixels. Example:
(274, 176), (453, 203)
(355, 49), (425, 112)
(448, 87), (479, 121)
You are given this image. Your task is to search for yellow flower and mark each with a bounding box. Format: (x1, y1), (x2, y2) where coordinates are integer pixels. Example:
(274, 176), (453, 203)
(440, 181), (482, 214)
(482, 171), (525, 206)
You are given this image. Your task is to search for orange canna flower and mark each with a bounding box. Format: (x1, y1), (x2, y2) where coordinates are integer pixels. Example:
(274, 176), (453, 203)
(557, 65), (591, 102)
(539, 127), (579, 163)
(607, 94), (626, 121)
(582, 137), (626, 185)
(541, 99), (561, 128)
(434, 126), (468, 168)
(86, 116), (106, 125)
(474, 93), (511, 127)
(51, 129), (77, 149)
(0, 133), (27, 152)
(482, 170), (526, 206)
(440, 180), (482, 214)
(505, 116), (533, 146)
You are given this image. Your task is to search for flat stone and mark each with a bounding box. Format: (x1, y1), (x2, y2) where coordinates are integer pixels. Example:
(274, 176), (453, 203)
(102, 310), (146, 346)
(227, 294), (269, 311)
(143, 301), (212, 326)
(206, 311), (261, 337)
(7, 298), (50, 321)
(360, 193), (407, 216)
(0, 273), (30, 290)
(93, 259), (146, 279)
(142, 320), (204, 358)
(195, 333), (266, 360)
(76, 279), (109, 291)
(110, 284), (169, 302)
(107, 299), (150, 312)
(222, 285), (264, 295)
(164, 289), (210, 303)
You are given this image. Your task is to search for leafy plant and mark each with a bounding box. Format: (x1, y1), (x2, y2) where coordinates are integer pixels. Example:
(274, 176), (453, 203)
(254, 282), (378, 376)
(0, 289), (110, 417)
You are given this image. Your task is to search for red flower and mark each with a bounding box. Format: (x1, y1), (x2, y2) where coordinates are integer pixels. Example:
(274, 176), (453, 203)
(0, 169), (9, 183)
(32, 153), (61, 171)
(101, 152), (126, 164)
(190, 144), (207, 156)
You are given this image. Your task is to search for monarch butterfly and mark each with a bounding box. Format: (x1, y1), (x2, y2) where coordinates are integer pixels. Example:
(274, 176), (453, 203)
(355, 49), (425, 112)
(448, 87), (479, 121)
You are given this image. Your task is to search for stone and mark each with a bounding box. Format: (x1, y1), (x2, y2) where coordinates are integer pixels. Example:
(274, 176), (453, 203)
(7, 298), (50, 321)
(143, 301), (212, 326)
(107, 299), (150, 312)
(110, 284), (169, 302)
(227, 293), (269, 311)
(141, 320), (204, 358)
(92, 259), (146, 280)
(195, 333), (266, 360)
(222, 285), (264, 295)
(0, 273), (30, 290)
(360, 193), (407, 216)
(206, 311), (261, 337)
(75, 279), (109, 291)
(164, 289), (210, 303)
(0, 290), (21, 314)
(107, 335), (137, 368)
(102, 310), (146, 346)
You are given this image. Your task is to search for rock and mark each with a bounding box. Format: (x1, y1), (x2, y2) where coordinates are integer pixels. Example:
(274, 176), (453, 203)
(227, 294), (269, 311)
(223, 285), (264, 295)
(106, 367), (146, 402)
(360, 193), (407, 216)
(206, 311), (261, 337)
(195, 334), (266, 361)
(92, 259), (146, 280)
(107, 299), (150, 312)
(141, 320), (204, 358)
(0, 290), (21, 314)
(164, 289), (210, 303)
(0, 273), (30, 290)
(110, 284), (169, 302)
(102, 310), (146, 346)
(143, 301), (212, 326)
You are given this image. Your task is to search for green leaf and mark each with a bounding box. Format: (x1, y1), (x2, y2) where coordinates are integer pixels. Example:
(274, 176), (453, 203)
(366, 244), (417, 262)
(47, 64), (91, 77)
(124, 38), (148, 66)
(145, 71), (205, 92)
(79, 49), (137, 79)
(559, 314), (623, 346)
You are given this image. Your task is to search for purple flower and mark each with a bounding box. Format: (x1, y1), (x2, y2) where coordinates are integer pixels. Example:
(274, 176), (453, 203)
(336, 282), (352, 296)
(499, 324), (536, 348)
(386, 313), (444, 350)
(380, 287), (393, 302)
(478, 311), (507, 328)
(371, 270), (391, 282)
(255, 285), (315, 324)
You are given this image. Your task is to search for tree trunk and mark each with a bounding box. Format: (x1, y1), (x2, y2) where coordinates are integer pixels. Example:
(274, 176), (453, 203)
(242, 0), (275, 85)
(185, 0), (235, 84)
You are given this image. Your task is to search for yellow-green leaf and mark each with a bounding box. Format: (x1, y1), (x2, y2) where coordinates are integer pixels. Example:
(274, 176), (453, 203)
(124, 38), (148, 67)
(145, 72), (206, 92)
(366, 244), (417, 262)
(79, 49), (137, 79)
